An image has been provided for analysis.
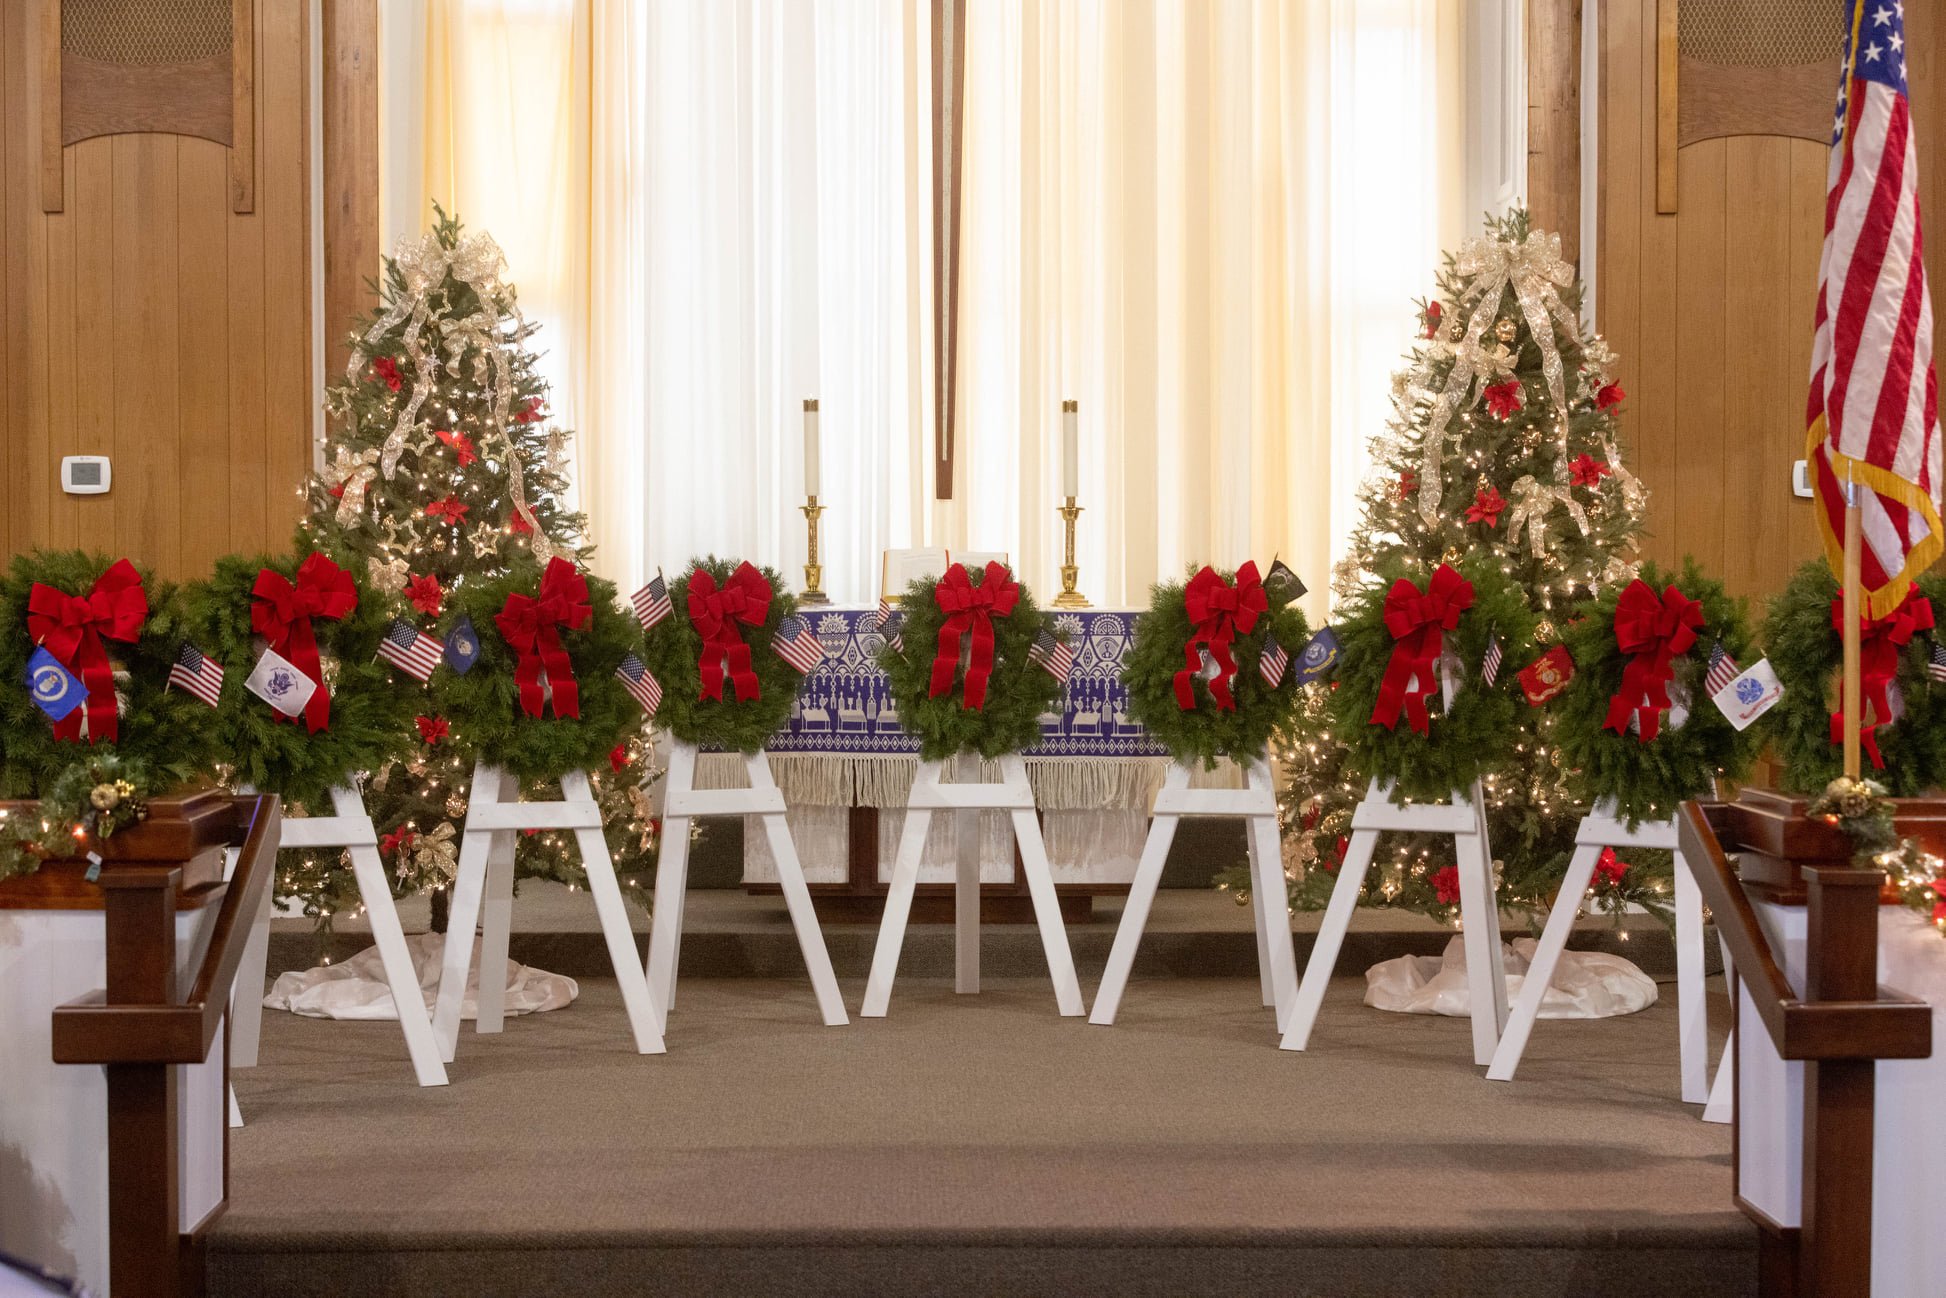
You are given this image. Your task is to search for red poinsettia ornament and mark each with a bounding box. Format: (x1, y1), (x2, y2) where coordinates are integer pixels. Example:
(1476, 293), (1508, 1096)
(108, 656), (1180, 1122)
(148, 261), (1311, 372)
(380, 827), (417, 857)
(1569, 454), (1612, 488)
(1467, 487), (1507, 527)
(1432, 865), (1462, 905)
(370, 356), (403, 392)
(1483, 380), (1524, 419)
(1422, 301), (1443, 339)
(435, 428), (478, 466)
(1595, 382), (1626, 412)
(405, 573), (444, 617)
(426, 496), (469, 525)
(415, 715), (449, 745)
(1595, 847), (1629, 889)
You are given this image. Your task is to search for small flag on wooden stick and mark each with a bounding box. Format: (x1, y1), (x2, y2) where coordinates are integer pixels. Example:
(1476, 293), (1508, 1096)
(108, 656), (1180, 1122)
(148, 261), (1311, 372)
(1028, 628), (1074, 684)
(1259, 631), (1289, 687)
(615, 653), (663, 713)
(168, 643), (224, 707)
(1480, 628), (1504, 688)
(772, 615), (824, 674)
(377, 621), (444, 682)
(631, 572), (673, 631)
(1928, 636), (1946, 683)
(1703, 639), (1740, 698)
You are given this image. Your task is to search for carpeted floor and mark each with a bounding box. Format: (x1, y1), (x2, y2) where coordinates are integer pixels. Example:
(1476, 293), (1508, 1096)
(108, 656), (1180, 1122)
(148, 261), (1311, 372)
(211, 975), (1751, 1297)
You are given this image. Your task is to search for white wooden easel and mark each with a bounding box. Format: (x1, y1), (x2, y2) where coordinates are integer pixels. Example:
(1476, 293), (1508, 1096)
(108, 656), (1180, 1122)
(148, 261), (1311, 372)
(1282, 777), (1508, 1064)
(1486, 799), (1726, 1102)
(432, 761), (665, 1057)
(646, 742), (847, 1029)
(1090, 755), (1298, 1032)
(862, 752), (1085, 1017)
(228, 783), (447, 1126)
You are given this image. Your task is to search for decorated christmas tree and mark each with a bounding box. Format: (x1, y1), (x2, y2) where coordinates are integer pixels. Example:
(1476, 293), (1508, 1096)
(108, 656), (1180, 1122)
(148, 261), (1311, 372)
(1233, 209), (1662, 922)
(284, 207), (657, 924)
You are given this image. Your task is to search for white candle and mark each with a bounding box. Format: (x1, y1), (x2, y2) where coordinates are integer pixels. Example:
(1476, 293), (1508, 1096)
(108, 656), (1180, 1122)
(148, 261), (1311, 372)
(803, 398), (820, 498)
(1061, 399), (1078, 499)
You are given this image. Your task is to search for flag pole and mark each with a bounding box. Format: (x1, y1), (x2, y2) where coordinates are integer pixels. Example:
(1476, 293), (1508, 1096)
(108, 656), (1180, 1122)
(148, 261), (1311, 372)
(1842, 472), (1863, 780)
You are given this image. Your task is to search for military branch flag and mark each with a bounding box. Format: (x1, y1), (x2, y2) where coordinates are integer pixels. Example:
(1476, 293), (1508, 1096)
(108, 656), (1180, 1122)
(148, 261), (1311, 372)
(168, 643), (225, 707)
(772, 615), (824, 674)
(377, 620), (445, 682)
(631, 572), (673, 631)
(1704, 639), (1741, 697)
(615, 654), (663, 713)
(1028, 628), (1074, 684)
(1806, 0), (1945, 617)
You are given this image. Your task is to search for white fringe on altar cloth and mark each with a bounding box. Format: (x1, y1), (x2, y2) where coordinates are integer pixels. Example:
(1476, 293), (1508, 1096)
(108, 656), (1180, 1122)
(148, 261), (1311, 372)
(693, 751), (1239, 811)
(1365, 934), (1657, 1019)
(263, 932), (577, 1021)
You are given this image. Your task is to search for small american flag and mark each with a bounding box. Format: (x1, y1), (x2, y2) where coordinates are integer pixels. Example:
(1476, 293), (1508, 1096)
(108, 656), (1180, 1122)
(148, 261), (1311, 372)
(377, 620), (444, 682)
(615, 653), (662, 713)
(631, 572), (673, 631)
(1704, 639), (1740, 697)
(1259, 631), (1289, 687)
(168, 642), (224, 707)
(1028, 628), (1073, 684)
(1481, 629), (1504, 688)
(772, 615), (824, 674)
(1929, 636), (1946, 683)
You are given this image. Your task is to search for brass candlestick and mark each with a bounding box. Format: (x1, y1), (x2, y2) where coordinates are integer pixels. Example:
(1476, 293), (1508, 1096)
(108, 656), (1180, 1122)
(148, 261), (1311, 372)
(799, 496), (831, 605)
(1052, 496), (1090, 608)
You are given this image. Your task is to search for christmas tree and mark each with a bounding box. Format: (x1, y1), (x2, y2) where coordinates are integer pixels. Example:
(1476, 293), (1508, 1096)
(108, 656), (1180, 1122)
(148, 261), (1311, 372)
(1230, 209), (1660, 923)
(284, 208), (657, 925)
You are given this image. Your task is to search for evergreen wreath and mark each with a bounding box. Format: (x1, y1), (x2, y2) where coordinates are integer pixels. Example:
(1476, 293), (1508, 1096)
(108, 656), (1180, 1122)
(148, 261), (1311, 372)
(878, 562), (1062, 760)
(430, 557), (644, 780)
(0, 550), (217, 798)
(1767, 560), (1946, 797)
(1121, 563), (1311, 767)
(1554, 559), (1763, 825)
(1326, 552), (1537, 802)
(638, 557), (801, 753)
(183, 548), (417, 808)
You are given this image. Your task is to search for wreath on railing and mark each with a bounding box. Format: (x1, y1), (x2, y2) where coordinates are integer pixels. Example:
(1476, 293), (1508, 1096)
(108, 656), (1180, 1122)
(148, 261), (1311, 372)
(182, 548), (417, 808)
(1767, 560), (1946, 797)
(430, 556), (644, 780)
(637, 557), (802, 753)
(1326, 554), (1537, 802)
(1554, 559), (1764, 825)
(877, 561), (1063, 760)
(1121, 562), (1311, 768)
(0, 550), (216, 798)
(0, 751), (154, 885)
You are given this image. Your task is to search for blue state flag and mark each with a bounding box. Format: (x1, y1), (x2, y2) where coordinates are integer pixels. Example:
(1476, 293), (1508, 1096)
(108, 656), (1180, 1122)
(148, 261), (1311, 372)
(444, 614), (481, 675)
(1295, 626), (1341, 684)
(26, 646), (86, 721)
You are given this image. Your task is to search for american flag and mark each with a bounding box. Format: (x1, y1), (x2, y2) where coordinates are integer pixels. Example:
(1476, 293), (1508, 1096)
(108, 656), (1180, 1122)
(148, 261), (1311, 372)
(1481, 629), (1504, 688)
(168, 642), (224, 707)
(615, 653), (663, 713)
(1259, 631), (1289, 687)
(772, 615), (824, 674)
(1806, 0), (1944, 619)
(1704, 639), (1740, 698)
(377, 620), (444, 682)
(631, 572), (672, 631)
(1028, 628), (1073, 684)
(1929, 635), (1946, 683)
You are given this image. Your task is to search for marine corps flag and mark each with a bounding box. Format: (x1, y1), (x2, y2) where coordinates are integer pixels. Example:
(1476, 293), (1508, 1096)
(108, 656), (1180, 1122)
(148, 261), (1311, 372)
(1806, 0), (1945, 616)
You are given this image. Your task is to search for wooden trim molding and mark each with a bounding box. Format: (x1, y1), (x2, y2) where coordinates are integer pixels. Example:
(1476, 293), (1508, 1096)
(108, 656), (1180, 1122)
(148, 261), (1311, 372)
(232, 0), (255, 212)
(1656, 0), (1679, 213)
(1527, 0), (1583, 264)
(322, 0), (380, 386)
(40, 0), (62, 212)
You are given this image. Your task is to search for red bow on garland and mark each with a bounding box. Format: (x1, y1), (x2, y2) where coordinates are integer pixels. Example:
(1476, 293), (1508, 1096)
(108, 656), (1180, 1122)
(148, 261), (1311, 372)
(929, 562), (1021, 710)
(250, 553), (357, 733)
(27, 559), (148, 743)
(1828, 584), (1934, 769)
(1370, 564), (1474, 735)
(496, 558), (592, 719)
(1602, 580), (1704, 743)
(1173, 563), (1268, 712)
(688, 562), (771, 703)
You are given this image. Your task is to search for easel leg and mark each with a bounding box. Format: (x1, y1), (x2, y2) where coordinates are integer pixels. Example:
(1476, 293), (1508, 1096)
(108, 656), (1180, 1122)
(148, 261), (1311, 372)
(1247, 809), (1299, 1034)
(228, 856), (275, 1070)
(1487, 842), (1601, 1082)
(433, 768), (499, 1060)
(1673, 846), (1709, 1104)
(1088, 808), (1180, 1026)
(753, 757), (847, 1026)
(955, 753), (981, 995)
(1246, 816), (1275, 1008)
(1702, 933), (1735, 1125)
(348, 840), (449, 1086)
(1281, 827), (1379, 1052)
(862, 803), (932, 1017)
(561, 770), (666, 1054)
(474, 829), (515, 1035)
(1012, 804), (1084, 1016)
(645, 745), (696, 1025)
(1455, 794), (1507, 1066)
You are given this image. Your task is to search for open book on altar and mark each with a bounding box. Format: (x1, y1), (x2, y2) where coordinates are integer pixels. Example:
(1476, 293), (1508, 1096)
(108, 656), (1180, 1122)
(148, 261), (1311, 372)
(879, 548), (1011, 604)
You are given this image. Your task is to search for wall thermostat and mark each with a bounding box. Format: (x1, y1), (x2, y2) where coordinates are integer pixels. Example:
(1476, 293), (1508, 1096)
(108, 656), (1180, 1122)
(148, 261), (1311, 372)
(61, 455), (111, 495)
(1791, 459), (1814, 499)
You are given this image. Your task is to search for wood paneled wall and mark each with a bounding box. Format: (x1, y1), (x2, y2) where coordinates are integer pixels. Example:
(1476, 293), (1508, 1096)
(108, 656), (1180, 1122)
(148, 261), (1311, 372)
(1, 0), (312, 581)
(1598, 0), (1946, 603)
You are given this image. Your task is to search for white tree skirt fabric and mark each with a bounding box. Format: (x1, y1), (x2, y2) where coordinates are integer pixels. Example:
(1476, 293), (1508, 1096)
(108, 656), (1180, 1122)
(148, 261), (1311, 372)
(1365, 934), (1659, 1019)
(263, 932), (577, 1021)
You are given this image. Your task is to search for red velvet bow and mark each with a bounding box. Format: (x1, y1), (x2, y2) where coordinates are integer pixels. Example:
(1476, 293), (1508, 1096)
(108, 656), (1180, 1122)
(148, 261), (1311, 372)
(929, 562), (1021, 710)
(250, 552), (357, 733)
(1173, 562), (1269, 712)
(688, 562), (771, 703)
(27, 559), (147, 743)
(1602, 580), (1704, 743)
(495, 558), (592, 719)
(1370, 564), (1474, 734)
(1828, 583), (1934, 770)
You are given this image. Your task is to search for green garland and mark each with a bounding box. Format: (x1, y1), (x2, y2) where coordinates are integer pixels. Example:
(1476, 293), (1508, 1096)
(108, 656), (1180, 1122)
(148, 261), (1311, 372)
(430, 559), (644, 780)
(1325, 553), (1538, 802)
(0, 550), (217, 798)
(1554, 559), (1763, 825)
(1121, 564), (1310, 767)
(878, 564), (1062, 760)
(1766, 560), (1946, 797)
(638, 557), (801, 753)
(182, 548), (416, 807)
(0, 752), (152, 885)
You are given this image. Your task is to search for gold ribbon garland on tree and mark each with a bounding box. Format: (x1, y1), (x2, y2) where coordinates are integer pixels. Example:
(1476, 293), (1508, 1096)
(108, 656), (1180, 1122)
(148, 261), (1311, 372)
(1503, 473), (1591, 559)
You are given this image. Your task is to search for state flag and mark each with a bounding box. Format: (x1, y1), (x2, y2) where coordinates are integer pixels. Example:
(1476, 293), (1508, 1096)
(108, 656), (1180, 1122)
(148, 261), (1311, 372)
(444, 613), (481, 675)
